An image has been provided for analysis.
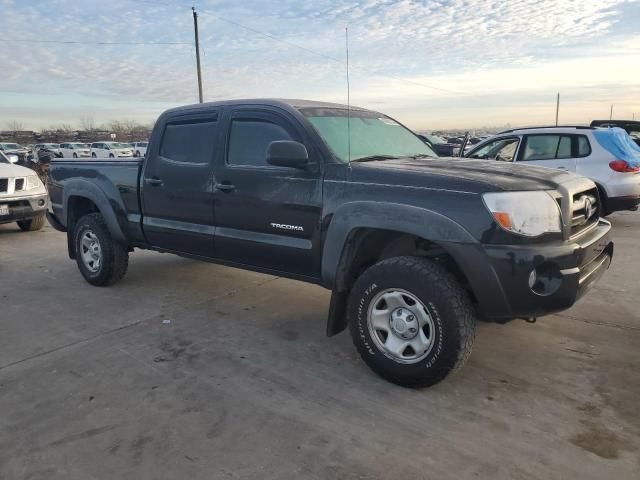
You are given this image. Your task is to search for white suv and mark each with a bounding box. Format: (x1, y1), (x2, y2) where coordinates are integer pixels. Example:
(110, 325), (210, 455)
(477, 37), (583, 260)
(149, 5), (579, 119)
(90, 142), (134, 158)
(132, 141), (148, 157)
(59, 142), (90, 158)
(466, 126), (640, 215)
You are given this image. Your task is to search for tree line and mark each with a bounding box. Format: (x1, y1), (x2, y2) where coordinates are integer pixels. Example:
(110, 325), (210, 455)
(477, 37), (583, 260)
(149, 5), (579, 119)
(1, 117), (154, 144)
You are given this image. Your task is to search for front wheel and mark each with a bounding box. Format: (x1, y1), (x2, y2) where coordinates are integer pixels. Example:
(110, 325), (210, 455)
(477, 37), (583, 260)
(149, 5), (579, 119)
(73, 153), (78, 158)
(109, 153), (115, 158)
(348, 256), (476, 388)
(73, 213), (129, 286)
(91, 153), (97, 158)
(17, 213), (46, 232)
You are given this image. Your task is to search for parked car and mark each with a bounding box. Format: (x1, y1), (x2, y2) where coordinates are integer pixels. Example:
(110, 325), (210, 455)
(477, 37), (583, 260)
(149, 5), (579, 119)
(0, 151), (48, 231)
(417, 134), (460, 156)
(466, 126), (640, 214)
(0, 143), (30, 165)
(90, 142), (134, 158)
(47, 99), (612, 388)
(590, 120), (640, 146)
(59, 142), (90, 158)
(32, 143), (60, 156)
(132, 141), (148, 157)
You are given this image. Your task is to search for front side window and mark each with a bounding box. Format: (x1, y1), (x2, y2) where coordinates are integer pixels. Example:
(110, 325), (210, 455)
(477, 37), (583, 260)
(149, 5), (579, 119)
(160, 120), (217, 164)
(522, 135), (572, 161)
(469, 137), (519, 162)
(227, 119), (292, 167)
(301, 108), (436, 162)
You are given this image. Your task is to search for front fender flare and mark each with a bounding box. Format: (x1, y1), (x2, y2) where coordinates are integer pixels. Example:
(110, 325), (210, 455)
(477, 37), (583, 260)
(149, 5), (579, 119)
(321, 201), (478, 289)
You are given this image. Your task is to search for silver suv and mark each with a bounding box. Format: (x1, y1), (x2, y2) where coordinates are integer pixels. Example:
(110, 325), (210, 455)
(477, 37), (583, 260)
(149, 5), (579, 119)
(466, 126), (640, 215)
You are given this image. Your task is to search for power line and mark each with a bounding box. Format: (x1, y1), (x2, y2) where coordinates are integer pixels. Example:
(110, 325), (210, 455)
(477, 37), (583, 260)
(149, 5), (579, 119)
(0, 39), (190, 46)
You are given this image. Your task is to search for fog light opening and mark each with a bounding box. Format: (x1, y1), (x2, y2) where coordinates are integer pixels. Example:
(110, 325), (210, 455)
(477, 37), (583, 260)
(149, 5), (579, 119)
(529, 262), (563, 296)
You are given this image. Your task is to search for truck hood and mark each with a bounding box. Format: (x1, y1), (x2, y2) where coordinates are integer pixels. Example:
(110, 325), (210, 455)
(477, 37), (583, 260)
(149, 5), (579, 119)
(351, 157), (576, 192)
(0, 162), (36, 177)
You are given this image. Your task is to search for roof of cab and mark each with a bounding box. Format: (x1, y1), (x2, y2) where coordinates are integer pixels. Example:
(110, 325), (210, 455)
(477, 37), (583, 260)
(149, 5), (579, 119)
(162, 98), (376, 116)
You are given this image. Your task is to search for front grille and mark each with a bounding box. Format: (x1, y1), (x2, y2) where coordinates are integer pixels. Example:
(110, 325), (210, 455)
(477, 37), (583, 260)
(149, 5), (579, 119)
(0, 178), (7, 193)
(570, 187), (599, 237)
(14, 178), (24, 191)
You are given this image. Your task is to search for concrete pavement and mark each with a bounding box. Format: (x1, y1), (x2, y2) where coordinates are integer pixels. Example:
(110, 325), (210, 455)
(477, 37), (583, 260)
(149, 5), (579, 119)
(1, 213), (638, 479)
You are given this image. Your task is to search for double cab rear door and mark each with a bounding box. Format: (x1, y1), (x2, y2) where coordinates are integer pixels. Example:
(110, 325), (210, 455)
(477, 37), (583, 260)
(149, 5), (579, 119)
(141, 105), (323, 280)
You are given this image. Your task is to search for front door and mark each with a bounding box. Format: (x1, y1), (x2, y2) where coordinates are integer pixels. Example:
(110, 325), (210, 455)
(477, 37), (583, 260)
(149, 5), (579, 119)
(141, 112), (220, 257)
(212, 108), (323, 279)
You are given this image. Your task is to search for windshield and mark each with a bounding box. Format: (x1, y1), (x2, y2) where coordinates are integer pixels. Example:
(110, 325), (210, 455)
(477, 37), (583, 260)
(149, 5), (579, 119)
(301, 107), (437, 162)
(0, 143), (22, 150)
(70, 143), (89, 148)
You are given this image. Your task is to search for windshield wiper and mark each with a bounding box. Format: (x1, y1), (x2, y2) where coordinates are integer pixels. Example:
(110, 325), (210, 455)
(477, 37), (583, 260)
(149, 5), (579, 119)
(351, 154), (400, 162)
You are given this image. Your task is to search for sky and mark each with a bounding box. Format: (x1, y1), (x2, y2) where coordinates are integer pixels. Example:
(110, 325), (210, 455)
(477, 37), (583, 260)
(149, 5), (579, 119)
(1, 0), (639, 131)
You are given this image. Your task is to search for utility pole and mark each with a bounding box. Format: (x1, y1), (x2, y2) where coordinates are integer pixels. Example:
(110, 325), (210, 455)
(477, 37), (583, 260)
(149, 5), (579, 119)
(609, 104), (613, 120)
(192, 7), (203, 103)
(555, 92), (560, 126)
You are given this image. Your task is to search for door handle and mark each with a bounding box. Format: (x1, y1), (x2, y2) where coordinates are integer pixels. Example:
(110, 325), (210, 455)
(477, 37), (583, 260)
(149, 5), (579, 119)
(145, 177), (163, 186)
(215, 182), (236, 192)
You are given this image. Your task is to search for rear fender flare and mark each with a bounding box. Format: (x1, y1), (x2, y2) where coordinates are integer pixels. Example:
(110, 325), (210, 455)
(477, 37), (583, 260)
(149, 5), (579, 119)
(63, 179), (128, 245)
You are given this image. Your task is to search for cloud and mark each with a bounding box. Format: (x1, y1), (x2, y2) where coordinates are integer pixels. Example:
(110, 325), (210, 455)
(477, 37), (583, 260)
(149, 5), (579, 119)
(1, 0), (639, 128)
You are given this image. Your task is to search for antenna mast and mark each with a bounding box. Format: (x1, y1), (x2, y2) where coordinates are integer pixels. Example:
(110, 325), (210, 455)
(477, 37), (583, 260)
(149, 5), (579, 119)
(345, 26), (351, 166)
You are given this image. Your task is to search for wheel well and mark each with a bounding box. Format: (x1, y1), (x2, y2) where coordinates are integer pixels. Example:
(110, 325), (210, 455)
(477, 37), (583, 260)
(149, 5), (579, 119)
(335, 228), (475, 303)
(66, 196), (99, 258)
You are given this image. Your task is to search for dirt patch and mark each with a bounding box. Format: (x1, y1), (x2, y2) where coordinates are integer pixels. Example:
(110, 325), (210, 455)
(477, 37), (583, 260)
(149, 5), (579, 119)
(570, 420), (632, 459)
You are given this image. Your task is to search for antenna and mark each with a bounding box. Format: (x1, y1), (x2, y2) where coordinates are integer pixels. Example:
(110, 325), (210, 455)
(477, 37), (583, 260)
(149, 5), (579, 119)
(345, 26), (351, 166)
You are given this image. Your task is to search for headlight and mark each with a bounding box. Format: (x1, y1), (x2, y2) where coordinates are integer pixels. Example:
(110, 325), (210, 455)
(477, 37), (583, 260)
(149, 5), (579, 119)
(7, 154), (18, 163)
(482, 191), (562, 237)
(26, 175), (43, 190)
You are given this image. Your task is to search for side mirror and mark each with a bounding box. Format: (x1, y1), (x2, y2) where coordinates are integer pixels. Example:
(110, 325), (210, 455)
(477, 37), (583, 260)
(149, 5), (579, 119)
(266, 141), (309, 168)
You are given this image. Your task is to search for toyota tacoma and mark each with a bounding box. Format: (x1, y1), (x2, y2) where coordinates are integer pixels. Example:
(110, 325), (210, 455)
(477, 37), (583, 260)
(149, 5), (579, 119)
(46, 99), (613, 387)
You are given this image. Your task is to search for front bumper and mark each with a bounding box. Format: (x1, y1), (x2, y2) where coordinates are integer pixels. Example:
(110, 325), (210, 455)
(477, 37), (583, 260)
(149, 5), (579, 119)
(446, 219), (613, 321)
(0, 193), (48, 224)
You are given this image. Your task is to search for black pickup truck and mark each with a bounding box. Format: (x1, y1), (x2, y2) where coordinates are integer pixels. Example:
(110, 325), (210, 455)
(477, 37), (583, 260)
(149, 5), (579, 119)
(47, 99), (613, 388)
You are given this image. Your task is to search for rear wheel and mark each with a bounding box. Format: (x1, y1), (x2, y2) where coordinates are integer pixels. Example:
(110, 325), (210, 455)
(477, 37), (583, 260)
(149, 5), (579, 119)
(17, 213), (46, 232)
(73, 213), (129, 286)
(109, 153), (115, 158)
(73, 153), (78, 158)
(91, 152), (97, 158)
(349, 256), (476, 388)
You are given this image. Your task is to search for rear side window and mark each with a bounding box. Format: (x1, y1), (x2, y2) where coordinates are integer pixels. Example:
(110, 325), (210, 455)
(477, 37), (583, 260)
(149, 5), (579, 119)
(523, 135), (572, 161)
(577, 136), (591, 157)
(160, 120), (217, 164)
(227, 119), (292, 167)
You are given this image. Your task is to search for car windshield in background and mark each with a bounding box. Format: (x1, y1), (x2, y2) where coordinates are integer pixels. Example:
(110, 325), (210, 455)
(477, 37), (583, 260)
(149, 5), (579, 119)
(71, 143), (88, 148)
(0, 143), (22, 150)
(110, 143), (129, 148)
(426, 135), (447, 144)
(301, 107), (437, 162)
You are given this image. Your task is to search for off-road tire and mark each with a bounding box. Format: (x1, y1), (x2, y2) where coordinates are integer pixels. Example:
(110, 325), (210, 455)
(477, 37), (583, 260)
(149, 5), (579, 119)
(17, 213), (46, 232)
(73, 213), (129, 286)
(348, 256), (476, 388)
